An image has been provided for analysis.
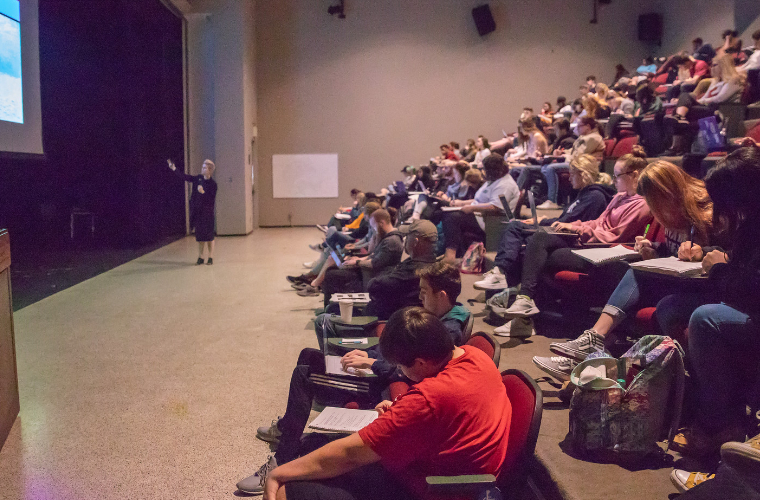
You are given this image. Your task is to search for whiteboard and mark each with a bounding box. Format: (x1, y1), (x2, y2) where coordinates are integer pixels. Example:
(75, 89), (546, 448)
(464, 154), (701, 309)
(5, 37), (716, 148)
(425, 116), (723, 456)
(272, 154), (339, 198)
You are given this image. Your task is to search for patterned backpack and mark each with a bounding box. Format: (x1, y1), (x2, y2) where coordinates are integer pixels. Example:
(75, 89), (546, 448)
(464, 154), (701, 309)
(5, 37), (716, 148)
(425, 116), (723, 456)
(460, 242), (485, 274)
(567, 335), (685, 462)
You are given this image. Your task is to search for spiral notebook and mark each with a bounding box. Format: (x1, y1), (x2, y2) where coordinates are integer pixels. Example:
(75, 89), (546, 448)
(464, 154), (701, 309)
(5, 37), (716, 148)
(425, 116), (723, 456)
(308, 406), (378, 433)
(571, 245), (640, 264)
(629, 257), (704, 277)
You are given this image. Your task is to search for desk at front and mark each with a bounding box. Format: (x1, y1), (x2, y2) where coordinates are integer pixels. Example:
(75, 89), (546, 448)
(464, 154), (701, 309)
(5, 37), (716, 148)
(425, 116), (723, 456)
(0, 229), (19, 451)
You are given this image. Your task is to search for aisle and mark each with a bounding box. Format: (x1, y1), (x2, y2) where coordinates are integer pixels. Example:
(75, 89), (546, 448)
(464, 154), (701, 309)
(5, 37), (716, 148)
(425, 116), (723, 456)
(0, 228), (323, 499)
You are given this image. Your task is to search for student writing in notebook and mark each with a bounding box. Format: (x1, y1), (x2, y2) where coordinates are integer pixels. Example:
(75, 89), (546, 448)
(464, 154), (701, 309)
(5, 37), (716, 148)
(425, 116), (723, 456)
(258, 308), (511, 500)
(532, 161), (715, 381)
(236, 263), (470, 495)
(653, 146), (760, 457)
(501, 147), (653, 319)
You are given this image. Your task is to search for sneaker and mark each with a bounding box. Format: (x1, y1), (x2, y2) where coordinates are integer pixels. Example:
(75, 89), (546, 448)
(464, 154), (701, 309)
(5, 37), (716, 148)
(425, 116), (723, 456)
(486, 286), (522, 315)
(256, 417), (283, 444)
(721, 432), (760, 478)
(536, 200), (561, 210)
(303, 261), (314, 269)
(196, 257), (204, 265)
(296, 285), (321, 297)
(493, 318), (535, 338)
(316, 224), (328, 233)
(549, 329), (606, 361)
(533, 355), (577, 381)
(236, 456), (278, 495)
(671, 426), (746, 457)
(669, 469), (715, 493)
(504, 295), (540, 317)
(286, 274), (313, 285)
(474, 268), (509, 290)
(309, 243), (324, 252)
(206, 258), (213, 265)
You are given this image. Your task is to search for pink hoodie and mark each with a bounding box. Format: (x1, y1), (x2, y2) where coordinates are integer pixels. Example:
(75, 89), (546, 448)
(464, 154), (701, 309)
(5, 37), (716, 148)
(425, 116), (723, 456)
(569, 192), (652, 244)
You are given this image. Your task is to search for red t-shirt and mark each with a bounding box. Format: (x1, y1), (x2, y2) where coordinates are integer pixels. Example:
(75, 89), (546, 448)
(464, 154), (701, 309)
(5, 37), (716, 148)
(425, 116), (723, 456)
(444, 151), (458, 161)
(358, 345), (511, 498)
(692, 59), (709, 79)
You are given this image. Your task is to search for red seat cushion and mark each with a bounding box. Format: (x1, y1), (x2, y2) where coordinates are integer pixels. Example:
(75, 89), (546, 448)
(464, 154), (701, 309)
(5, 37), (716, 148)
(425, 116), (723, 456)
(611, 136), (639, 158)
(635, 307), (656, 324)
(501, 374), (535, 474)
(466, 335), (494, 360)
(604, 139), (617, 158)
(746, 122), (760, 143)
(554, 270), (586, 283)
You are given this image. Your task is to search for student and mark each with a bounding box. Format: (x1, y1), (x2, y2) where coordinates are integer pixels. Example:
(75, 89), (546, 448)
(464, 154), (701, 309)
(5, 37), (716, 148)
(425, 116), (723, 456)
(586, 75), (597, 93)
(167, 159), (218, 265)
(503, 147), (652, 318)
(637, 56), (657, 75)
(533, 161), (714, 380)
(738, 29), (760, 73)
(538, 116), (604, 209)
(319, 209), (404, 306)
(692, 37), (716, 63)
(410, 163), (478, 223)
(656, 146), (760, 457)
(507, 118), (550, 189)
(477, 155), (615, 292)
(253, 307), (511, 500)
(236, 265), (471, 496)
(472, 135), (491, 169)
(441, 154), (519, 262)
(664, 54), (711, 101)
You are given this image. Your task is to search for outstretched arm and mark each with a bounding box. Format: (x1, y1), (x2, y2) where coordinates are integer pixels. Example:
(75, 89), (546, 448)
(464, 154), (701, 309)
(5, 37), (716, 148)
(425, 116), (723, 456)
(167, 159), (197, 183)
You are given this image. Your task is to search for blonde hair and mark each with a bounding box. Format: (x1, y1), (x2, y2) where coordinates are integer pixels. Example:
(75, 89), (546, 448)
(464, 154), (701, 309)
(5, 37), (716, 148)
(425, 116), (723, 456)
(595, 83), (610, 100)
(464, 168), (483, 186)
(617, 145), (648, 173)
(713, 53), (746, 86)
(637, 160), (713, 240)
(570, 154), (612, 186)
(203, 159), (216, 171)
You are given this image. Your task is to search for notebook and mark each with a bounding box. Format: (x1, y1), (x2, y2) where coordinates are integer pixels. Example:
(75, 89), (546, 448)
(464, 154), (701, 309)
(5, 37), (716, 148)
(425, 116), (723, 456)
(325, 355), (374, 378)
(308, 406), (378, 433)
(331, 293), (370, 303)
(441, 206), (462, 211)
(571, 245), (641, 265)
(520, 191), (580, 239)
(630, 257), (704, 277)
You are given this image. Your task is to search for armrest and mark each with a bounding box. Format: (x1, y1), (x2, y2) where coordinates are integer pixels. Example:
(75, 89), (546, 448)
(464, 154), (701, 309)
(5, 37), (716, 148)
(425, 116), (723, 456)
(426, 474), (497, 496)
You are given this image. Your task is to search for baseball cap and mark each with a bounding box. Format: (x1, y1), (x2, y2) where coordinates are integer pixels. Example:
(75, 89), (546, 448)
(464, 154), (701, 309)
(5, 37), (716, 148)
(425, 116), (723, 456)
(399, 219), (438, 241)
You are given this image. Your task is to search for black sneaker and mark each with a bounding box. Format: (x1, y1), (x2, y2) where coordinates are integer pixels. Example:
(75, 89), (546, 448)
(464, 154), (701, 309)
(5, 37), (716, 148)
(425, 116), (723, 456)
(206, 258), (213, 265)
(196, 257), (204, 265)
(287, 274), (313, 285)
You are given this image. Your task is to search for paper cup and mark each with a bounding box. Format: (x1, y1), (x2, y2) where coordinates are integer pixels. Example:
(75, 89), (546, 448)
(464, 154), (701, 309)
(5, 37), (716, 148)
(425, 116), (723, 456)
(339, 299), (354, 323)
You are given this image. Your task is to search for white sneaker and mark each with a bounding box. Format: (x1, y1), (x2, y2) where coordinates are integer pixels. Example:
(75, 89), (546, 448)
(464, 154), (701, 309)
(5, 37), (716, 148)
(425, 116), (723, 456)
(303, 261), (314, 268)
(536, 200), (561, 210)
(474, 267), (509, 290)
(532, 355), (577, 381)
(669, 469), (715, 493)
(549, 329), (607, 361)
(485, 285), (522, 315)
(316, 224), (328, 233)
(504, 295), (540, 317)
(236, 456), (278, 495)
(493, 318), (535, 338)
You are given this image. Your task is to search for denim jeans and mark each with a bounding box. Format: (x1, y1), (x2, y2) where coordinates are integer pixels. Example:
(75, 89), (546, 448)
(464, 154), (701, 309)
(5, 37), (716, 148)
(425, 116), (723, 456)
(493, 220), (528, 285)
(688, 303), (759, 433)
(325, 227), (354, 248)
(541, 162), (569, 204)
(655, 292), (715, 339)
(510, 165), (542, 190)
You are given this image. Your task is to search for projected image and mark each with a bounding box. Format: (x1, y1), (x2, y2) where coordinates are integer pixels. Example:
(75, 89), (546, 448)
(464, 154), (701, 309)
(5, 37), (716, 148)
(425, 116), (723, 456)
(0, 1), (22, 124)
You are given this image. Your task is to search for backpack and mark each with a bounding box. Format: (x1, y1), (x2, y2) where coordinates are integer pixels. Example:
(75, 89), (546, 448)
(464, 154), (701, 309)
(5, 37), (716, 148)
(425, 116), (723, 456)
(567, 335), (685, 462)
(460, 242), (485, 274)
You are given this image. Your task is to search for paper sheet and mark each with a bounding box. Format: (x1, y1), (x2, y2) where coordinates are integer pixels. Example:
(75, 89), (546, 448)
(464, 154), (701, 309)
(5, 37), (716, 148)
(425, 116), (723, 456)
(325, 355), (374, 378)
(308, 406), (379, 433)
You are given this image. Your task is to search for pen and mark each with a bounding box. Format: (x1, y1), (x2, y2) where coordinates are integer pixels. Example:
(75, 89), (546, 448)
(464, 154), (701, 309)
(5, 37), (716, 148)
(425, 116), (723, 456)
(689, 225), (695, 244)
(643, 223), (650, 239)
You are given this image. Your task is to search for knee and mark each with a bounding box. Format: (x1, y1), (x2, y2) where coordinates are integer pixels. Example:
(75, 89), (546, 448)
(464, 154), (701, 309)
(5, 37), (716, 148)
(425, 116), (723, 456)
(688, 304), (723, 346)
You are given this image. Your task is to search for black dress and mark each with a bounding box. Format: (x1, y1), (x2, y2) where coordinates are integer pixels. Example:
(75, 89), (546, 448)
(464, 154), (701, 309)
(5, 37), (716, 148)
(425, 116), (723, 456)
(175, 170), (217, 242)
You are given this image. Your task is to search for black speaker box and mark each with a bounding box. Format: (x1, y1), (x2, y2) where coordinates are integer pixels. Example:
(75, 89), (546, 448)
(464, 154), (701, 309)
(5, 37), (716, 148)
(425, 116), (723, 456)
(638, 13), (663, 43)
(472, 5), (496, 37)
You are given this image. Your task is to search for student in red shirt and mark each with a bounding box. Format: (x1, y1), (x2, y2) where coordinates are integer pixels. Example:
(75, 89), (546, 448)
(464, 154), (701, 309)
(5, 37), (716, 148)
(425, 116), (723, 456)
(262, 307), (512, 500)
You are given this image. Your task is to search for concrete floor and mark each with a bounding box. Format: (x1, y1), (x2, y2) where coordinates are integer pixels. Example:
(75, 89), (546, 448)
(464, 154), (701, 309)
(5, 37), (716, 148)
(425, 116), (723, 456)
(0, 227), (678, 500)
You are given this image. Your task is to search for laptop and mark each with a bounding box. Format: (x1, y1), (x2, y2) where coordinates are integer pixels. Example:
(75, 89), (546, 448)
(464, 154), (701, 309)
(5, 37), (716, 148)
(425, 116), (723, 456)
(325, 240), (346, 266)
(521, 191), (579, 239)
(498, 194), (515, 221)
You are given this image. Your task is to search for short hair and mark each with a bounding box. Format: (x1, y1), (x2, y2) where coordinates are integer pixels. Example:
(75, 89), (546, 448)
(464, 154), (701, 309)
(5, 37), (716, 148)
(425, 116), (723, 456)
(464, 168), (483, 185)
(722, 29), (738, 39)
(692, 37), (703, 44)
(363, 201), (381, 216)
(454, 161), (469, 178)
(350, 188), (361, 196)
(556, 96), (567, 105)
(440, 143), (450, 150)
(370, 208), (391, 225)
(578, 116), (598, 130)
(752, 30), (760, 41)
(203, 159), (216, 171)
(554, 117), (571, 132)
(586, 75), (597, 81)
(672, 55), (689, 66)
(416, 261), (462, 302)
(450, 141), (460, 150)
(644, 56), (654, 65)
(482, 153), (507, 180)
(379, 307), (455, 367)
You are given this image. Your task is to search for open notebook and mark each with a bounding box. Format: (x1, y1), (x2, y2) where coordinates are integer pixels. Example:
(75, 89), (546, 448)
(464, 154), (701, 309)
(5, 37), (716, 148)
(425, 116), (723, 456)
(571, 245), (640, 265)
(308, 406), (378, 433)
(630, 257), (704, 277)
(331, 293), (370, 303)
(325, 355), (374, 378)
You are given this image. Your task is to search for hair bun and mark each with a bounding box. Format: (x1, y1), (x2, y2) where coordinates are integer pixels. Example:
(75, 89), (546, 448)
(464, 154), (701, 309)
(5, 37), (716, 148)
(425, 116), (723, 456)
(630, 145), (647, 158)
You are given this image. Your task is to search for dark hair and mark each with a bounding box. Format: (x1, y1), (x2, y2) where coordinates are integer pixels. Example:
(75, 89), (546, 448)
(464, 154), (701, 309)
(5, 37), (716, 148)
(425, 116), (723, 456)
(752, 30), (760, 41)
(672, 55), (689, 67)
(454, 161), (469, 178)
(416, 261), (461, 303)
(578, 116), (598, 130)
(554, 118), (571, 132)
(450, 141), (460, 150)
(440, 143), (450, 150)
(586, 75), (597, 81)
(478, 135), (490, 150)
(722, 29), (738, 39)
(556, 96), (567, 105)
(379, 307), (454, 367)
(693, 37), (703, 45)
(482, 153), (507, 181)
(350, 188), (361, 196)
(644, 56), (654, 65)
(704, 145), (760, 259)
(387, 206), (398, 226)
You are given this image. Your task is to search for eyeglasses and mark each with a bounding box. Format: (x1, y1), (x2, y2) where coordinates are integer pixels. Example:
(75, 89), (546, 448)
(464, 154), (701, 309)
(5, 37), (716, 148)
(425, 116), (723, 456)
(612, 170), (634, 181)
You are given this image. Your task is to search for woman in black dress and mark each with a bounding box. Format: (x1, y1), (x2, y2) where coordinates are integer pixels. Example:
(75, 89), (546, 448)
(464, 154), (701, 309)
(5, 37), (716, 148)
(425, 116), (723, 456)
(168, 159), (218, 265)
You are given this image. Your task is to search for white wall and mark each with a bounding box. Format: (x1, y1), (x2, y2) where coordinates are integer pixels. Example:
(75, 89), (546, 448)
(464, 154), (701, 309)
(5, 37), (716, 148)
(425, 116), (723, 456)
(254, 0), (654, 226)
